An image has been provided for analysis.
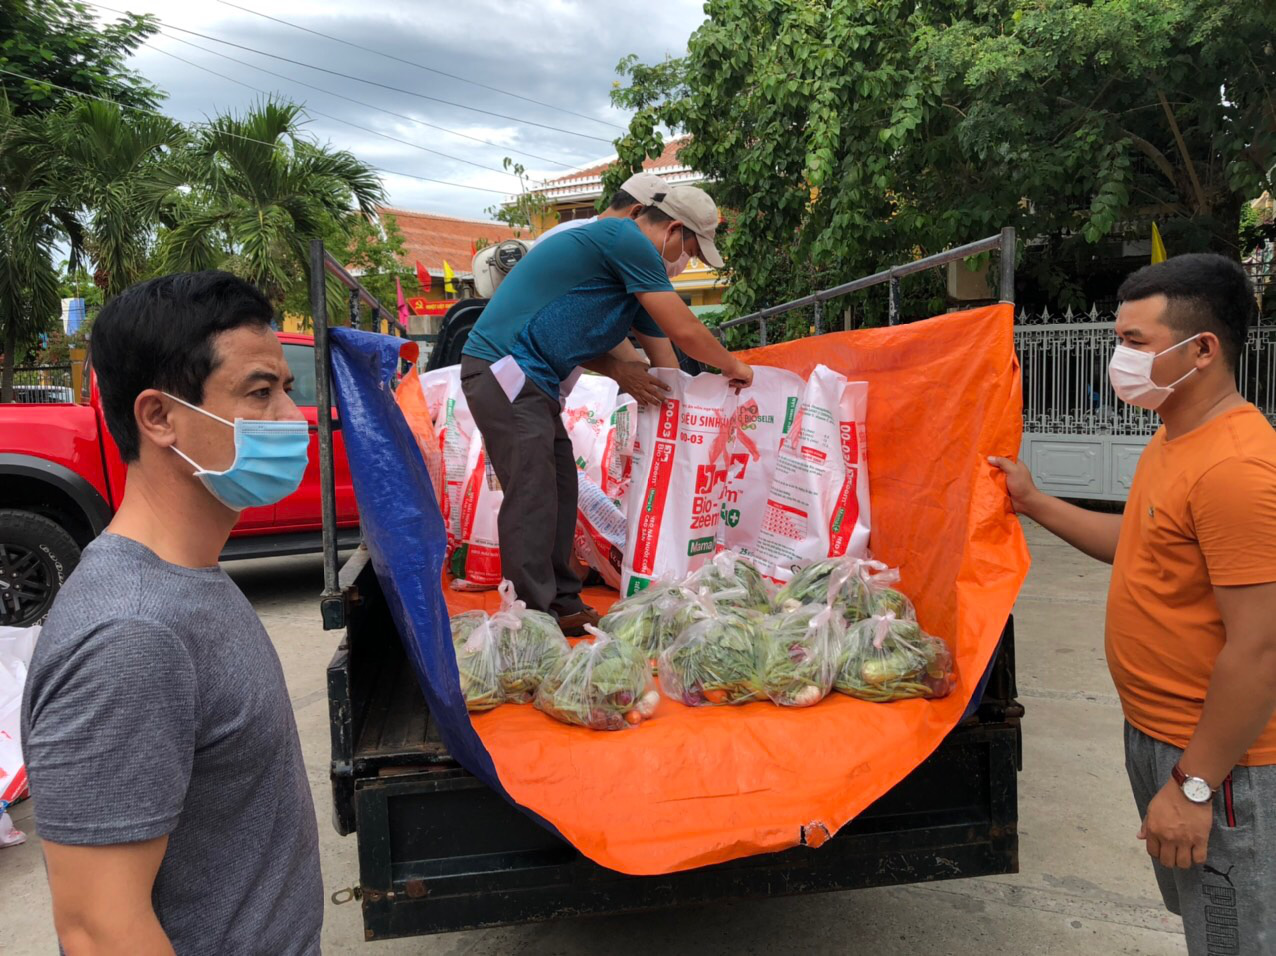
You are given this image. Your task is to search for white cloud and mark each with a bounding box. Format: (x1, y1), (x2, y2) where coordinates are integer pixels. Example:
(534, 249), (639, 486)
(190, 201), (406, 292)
(102, 0), (706, 219)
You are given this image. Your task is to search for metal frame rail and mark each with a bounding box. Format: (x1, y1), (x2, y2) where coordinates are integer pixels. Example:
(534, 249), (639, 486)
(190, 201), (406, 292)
(715, 227), (1016, 345)
(310, 240), (404, 629)
(308, 229), (1017, 627)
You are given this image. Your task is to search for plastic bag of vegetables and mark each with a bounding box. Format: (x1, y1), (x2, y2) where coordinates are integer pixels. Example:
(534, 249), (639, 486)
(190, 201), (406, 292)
(598, 581), (692, 664)
(659, 599), (765, 706)
(775, 557), (910, 624)
(450, 611), (503, 712)
(534, 627), (658, 730)
(834, 612), (955, 702)
(760, 604), (843, 708)
(684, 550), (775, 612)
(489, 581), (570, 703)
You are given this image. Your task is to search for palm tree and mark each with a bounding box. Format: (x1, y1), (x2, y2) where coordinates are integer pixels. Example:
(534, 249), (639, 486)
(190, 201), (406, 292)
(160, 99), (385, 314)
(0, 102), (78, 403)
(42, 99), (188, 298)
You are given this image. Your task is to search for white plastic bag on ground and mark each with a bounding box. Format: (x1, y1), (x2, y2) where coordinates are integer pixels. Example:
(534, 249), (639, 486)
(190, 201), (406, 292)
(715, 366), (806, 557)
(435, 370), (476, 552)
(0, 625), (39, 813)
(574, 472), (627, 589)
(622, 370), (734, 596)
(450, 439), (504, 591)
(751, 365), (871, 582)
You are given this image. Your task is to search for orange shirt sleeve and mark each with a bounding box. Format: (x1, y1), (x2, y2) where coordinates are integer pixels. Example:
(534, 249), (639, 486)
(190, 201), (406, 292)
(1189, 456), (1276, 586)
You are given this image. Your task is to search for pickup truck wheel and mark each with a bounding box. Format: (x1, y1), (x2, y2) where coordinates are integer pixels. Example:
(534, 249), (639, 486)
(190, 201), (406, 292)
(0, 510), (81, 628)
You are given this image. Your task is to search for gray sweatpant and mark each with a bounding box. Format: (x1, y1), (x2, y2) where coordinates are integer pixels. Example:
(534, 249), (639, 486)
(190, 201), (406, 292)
(1124, 722), (1276, 955)
(459, 356), (585, 617)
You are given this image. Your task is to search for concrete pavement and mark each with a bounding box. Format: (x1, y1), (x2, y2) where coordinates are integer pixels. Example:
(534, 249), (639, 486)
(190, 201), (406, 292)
(0, 520), (1187, 954)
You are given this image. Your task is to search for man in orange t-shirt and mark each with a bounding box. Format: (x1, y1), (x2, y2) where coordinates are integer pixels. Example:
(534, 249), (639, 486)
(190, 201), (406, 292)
(992, 254), (1276, 955)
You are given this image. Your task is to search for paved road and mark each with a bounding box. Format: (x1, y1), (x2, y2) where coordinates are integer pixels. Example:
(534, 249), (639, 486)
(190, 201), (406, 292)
(2, 520), (1187, 954)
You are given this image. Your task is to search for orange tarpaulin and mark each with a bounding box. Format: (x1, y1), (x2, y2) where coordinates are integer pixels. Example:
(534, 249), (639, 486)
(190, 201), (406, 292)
(445, 304), (1029, 875)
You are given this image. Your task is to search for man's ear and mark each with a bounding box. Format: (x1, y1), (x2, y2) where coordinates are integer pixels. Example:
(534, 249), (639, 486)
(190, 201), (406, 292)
(134, 389), (178, 451)
(1195, 331), (1224, 368)
(627, 205), (644, 219)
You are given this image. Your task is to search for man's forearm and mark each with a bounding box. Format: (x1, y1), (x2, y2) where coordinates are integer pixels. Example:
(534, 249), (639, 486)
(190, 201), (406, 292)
(668, 323), (738, 372)
(583, 354), (618, 376)
(1180, 642), (1276, 788)
(606, 339), (643, 363)
(1019, 492), (1123, 564)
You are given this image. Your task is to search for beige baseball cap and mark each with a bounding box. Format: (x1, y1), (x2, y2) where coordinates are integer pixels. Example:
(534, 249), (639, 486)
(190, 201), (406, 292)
(619, 172), (669, 206)
(649, 185), (724, 269)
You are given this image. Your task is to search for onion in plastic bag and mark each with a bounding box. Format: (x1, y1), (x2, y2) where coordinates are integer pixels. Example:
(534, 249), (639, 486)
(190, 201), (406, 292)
(834, 612), (955, 702)
(534, 627), (657, 731)
(760, 603), (843, 708)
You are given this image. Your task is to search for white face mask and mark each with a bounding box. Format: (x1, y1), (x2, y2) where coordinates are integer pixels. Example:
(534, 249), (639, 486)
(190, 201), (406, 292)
(665, 251), (691, 278)
(1107, 333), (1202, 410)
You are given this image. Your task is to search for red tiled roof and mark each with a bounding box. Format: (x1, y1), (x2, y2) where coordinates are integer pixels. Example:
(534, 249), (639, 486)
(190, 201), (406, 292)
(541, 136), (691, 185)
(376, 207), (516, 273)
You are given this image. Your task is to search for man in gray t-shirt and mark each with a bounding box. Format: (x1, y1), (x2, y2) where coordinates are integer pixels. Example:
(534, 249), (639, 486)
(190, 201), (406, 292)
(21, 272), (321, 953)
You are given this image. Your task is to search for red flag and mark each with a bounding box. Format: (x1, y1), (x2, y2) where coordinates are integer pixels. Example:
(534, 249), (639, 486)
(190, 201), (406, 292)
(395, 277), (409, 329)
(415, 260), (431, 293)
(470, 240), (477, 260)
(407, 296), (429, 314)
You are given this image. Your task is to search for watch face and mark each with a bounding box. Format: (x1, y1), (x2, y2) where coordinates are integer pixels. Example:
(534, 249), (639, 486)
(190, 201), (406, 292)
(1183, 777), (1213, 803)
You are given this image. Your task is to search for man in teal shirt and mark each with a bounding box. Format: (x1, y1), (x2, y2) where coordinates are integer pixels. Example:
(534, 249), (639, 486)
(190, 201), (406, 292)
(461, 186), (752, 631)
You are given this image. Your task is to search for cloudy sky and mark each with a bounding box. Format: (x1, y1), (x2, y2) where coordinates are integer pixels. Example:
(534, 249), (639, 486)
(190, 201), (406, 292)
(95, 0), (704, 219)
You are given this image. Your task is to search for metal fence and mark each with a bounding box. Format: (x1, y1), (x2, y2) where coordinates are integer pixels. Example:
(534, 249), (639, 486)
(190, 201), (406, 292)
(1016, 307), (1276, 438)
(0, 364), (74, 403)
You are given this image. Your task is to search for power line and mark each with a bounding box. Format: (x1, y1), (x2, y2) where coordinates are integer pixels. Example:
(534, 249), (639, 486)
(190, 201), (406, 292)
(0, 66), (513, 197)
(155, 31), (579, 172)
(216, 0), (626, 133)
(147, 42), (534, 182)
(84, 2), (615, 144)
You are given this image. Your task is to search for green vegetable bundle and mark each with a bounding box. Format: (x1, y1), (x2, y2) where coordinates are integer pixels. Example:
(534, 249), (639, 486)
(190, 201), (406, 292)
(450, 611), (503, 712)
(685, 551), (775, 613)
(760, 604), (842, 708)
(659, 606), (765, 706)
(492, 610), (569, 704)
(599, 582), (693, 663)
(775, 558), (911, 626)
(834, 613), (955, 703)
(535, 629), (658, 731)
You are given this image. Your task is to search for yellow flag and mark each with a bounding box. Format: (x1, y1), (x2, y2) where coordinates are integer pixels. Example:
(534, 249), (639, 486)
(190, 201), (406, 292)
(443, 259), (456, 294)
(1151, 223), (1168, 264)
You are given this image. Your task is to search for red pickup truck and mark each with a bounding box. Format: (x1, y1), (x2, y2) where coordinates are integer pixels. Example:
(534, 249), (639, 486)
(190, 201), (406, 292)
(0, 332), (361, 627)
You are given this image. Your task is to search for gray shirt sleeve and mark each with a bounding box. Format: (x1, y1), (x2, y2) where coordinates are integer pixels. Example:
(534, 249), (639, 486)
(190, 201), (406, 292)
(23, 618), (199, 845)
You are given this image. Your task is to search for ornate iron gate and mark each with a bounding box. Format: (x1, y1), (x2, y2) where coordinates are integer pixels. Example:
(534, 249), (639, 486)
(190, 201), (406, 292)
(1016, 307), (1276, 500)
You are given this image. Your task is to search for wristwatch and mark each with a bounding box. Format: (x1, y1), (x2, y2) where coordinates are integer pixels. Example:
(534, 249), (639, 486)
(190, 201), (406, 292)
(1171, 763), (1215, 804)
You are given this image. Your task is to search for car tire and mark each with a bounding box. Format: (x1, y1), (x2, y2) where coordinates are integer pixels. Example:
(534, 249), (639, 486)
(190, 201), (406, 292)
(0, 510), (81, 628)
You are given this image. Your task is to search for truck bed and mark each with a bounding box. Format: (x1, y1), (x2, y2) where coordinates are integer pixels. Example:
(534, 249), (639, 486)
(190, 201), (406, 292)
(328, 553), (1023, 941)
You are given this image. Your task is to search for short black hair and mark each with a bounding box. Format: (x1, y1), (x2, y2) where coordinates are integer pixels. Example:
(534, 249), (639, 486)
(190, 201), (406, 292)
(90, 271), (274, 462)
(638, 204), (675, 226)
(1117, 253), (1256, 370)
(608, 188), (641, 211)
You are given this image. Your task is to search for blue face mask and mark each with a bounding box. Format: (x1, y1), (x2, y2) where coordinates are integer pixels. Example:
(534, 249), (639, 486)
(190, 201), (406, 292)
(164, 392), (311, 511)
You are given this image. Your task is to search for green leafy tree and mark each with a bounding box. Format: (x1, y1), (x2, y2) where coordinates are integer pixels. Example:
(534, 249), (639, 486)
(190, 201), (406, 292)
(607, 0), (1276, 322)
(487, 158), (553, 237)
(159, 99), (385, 316)
(0, 103), (76, 401)
(0, 0), (159, 114)
(38, 99), (188, 297)
(282, 212), (408, 329)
